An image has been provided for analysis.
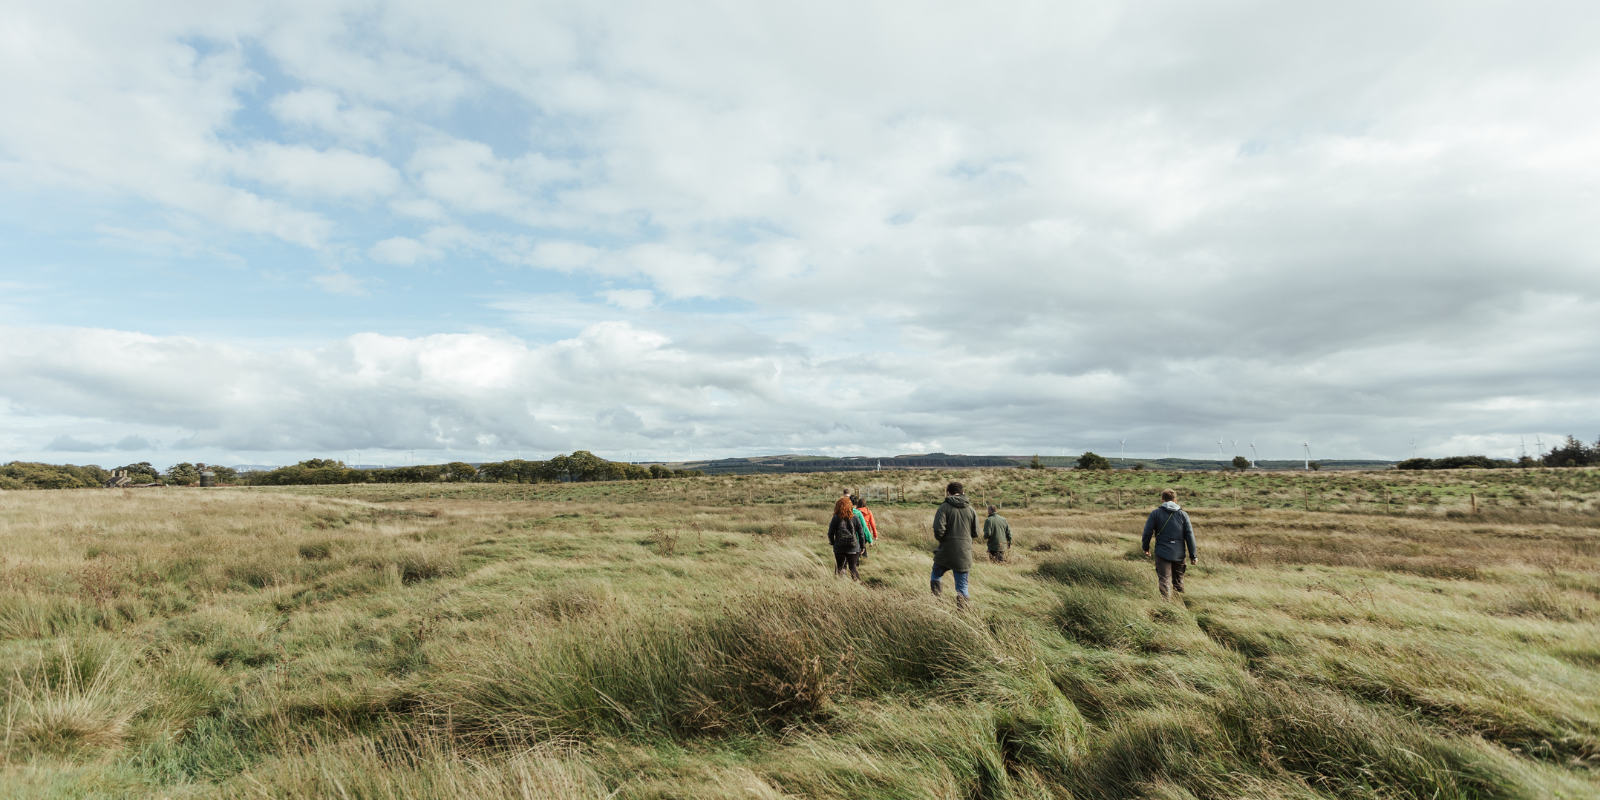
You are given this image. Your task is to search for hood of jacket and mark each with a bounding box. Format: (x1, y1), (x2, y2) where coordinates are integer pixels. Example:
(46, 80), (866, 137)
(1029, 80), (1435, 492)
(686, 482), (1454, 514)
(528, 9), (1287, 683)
(1160, 501), (1182, 511)
(944, 494), (971, 508)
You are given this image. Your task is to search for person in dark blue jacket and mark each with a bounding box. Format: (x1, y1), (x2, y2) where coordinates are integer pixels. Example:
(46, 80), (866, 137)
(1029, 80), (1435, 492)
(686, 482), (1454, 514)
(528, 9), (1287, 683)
(1141, 489), (1198, 600)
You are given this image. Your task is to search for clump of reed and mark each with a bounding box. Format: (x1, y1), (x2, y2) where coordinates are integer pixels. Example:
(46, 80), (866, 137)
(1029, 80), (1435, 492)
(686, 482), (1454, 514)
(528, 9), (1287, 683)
(2, 638), (150, 753)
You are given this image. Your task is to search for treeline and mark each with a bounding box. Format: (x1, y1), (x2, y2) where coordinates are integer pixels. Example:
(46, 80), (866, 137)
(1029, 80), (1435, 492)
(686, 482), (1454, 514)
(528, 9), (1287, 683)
(1, 452), (702, 490)
(1, 461), (114, 490)
(245, 451), (703, 486)
(1397, 435), (1599, 470)
(1396, 455), (1518, 470)
(0, 461), (239, 490)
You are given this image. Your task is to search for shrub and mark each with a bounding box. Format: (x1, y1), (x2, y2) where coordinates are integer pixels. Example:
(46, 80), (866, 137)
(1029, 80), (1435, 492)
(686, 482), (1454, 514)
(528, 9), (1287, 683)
(646, 529), (680, 555)
(1076, 452), (1111, 471)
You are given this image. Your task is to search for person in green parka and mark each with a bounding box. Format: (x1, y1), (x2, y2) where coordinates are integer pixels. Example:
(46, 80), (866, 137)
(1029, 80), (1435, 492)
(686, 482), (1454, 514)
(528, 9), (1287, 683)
(931, 481), (980, 606)
(983, 505), (1012, 563)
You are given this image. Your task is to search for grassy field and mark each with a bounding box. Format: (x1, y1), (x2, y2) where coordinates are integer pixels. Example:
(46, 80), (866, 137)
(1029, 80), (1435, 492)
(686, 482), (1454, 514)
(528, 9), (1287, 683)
(1, 467), (1597, 799)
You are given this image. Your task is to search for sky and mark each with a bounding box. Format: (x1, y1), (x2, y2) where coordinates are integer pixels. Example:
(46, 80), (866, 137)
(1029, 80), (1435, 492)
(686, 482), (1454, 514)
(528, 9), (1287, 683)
(2, 0), (1598, 469)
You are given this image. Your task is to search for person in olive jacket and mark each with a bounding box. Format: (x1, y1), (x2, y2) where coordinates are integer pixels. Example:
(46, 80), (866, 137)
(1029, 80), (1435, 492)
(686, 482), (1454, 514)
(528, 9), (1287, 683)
(931, 481), (980, 604)
(1141, 488), (1198, 600)
(828, 495), (865, 581)
(983, 505), (1012, 563)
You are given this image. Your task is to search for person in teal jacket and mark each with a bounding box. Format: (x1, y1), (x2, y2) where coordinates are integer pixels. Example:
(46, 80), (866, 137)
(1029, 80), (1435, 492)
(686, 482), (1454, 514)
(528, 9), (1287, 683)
(852, 496), (874, 558)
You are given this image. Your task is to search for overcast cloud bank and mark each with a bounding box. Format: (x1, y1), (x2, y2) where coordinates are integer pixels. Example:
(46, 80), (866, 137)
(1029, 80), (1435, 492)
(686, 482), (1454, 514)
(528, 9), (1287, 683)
(1, 1), (1597, 466)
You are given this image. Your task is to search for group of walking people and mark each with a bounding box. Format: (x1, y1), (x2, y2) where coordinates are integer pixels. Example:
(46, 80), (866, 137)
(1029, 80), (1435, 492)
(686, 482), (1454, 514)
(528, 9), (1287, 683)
(827, 481), (1200, 604)
(827, 481), (1014, 605)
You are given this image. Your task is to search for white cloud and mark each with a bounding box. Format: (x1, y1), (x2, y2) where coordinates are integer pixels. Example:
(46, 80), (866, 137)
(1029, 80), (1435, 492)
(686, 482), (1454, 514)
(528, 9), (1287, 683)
(405, 138), (585, 220)
(369, 236), (439, 265)
(526, 240), (600, 269)
(231, 143), (402, 200)
(408, 139), (527, 216)
(2, 308), (1596, 463)
(0, 324), (817, 455)
(269, 87), (392, 143)
(600, 289), (654, 310)
(0, 6), (341, 247)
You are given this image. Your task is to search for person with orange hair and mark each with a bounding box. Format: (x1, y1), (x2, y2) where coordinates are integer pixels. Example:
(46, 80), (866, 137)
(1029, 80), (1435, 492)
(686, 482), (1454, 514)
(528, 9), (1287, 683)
(828, 493), (865, 580)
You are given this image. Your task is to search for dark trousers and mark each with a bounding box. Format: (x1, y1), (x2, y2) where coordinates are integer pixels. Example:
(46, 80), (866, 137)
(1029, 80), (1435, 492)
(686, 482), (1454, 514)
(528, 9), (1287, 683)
(1155, 557), (1187, 600)
(835, 552), (860, 581)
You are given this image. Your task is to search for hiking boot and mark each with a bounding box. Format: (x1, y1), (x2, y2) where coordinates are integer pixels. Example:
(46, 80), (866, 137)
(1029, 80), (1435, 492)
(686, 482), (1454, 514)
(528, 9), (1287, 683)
(955, 594), (969, 611)
(930, 579), (942, 597)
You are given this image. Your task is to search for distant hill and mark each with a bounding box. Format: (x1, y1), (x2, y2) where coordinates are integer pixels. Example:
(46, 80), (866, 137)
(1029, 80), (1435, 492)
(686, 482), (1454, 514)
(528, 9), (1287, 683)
(1029, 456), (1395, 471)
(669, 453), (1026, 476)
(667, 453), (1396, 475)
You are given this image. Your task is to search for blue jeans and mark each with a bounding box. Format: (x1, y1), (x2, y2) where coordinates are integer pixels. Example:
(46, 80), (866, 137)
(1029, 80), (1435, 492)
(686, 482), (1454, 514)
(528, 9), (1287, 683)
(931, 564), (969, 598)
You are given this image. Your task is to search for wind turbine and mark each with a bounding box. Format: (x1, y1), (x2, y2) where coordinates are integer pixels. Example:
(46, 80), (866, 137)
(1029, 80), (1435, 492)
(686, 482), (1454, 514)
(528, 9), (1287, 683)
(1231, 440), (1238, 458)
(1519, 436), (1526, 459)
(1119, 438), (1126, 464)
(1216, 438), (1225, 463)
(1535, 435), (1544, 459)
(1303, 440), (1312, 470)
(1249, 440), (1258, 468)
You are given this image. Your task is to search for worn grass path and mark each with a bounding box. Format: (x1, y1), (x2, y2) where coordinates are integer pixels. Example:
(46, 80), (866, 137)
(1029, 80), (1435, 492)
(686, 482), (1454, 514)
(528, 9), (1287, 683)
(1, 468), (1598, 798)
